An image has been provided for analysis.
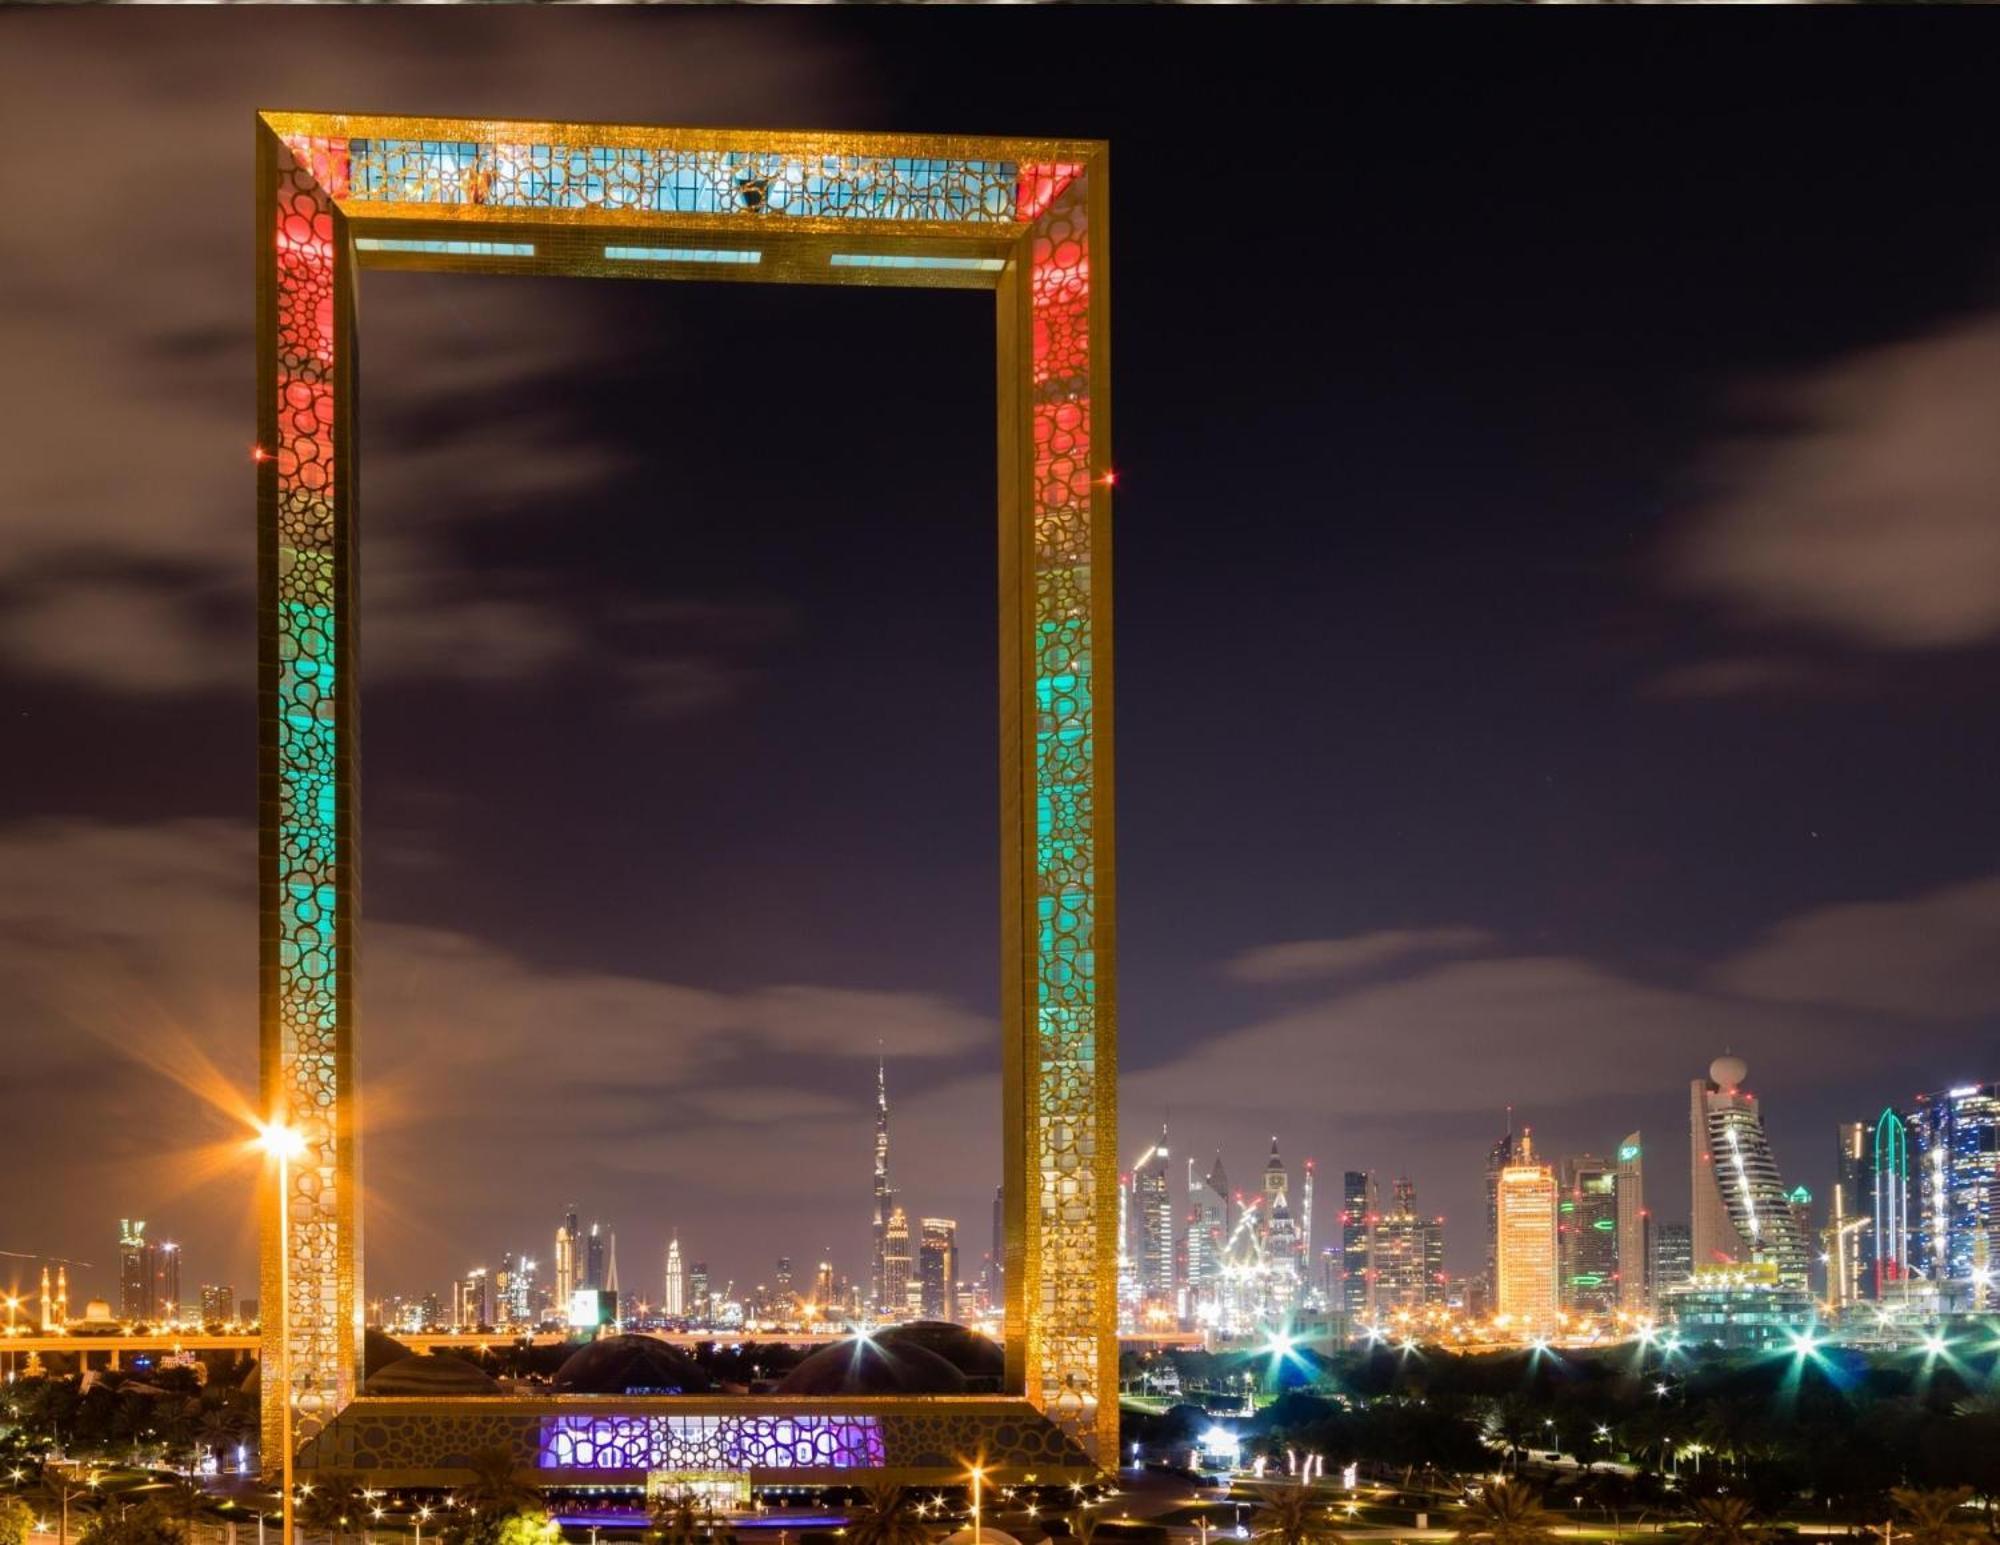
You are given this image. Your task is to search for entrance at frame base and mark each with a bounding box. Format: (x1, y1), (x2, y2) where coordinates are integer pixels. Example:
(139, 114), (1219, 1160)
(645, 1472), (754, 1513)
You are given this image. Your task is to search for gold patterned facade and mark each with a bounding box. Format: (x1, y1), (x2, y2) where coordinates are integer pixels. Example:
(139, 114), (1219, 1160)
(254, 113), (1117, 1473)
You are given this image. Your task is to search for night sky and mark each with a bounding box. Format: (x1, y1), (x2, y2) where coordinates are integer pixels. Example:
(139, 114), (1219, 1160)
(4, 13), (1998, 1312)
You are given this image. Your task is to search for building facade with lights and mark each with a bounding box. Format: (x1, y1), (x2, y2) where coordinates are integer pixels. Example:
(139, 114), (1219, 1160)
(1615, 1134), (1649, 1314)
(1906, 1083), (1999, 1301)
(1559, 1154), (1619, 1317)
(1661, 1260), (1814, 1351)
(1496, 1132), (1558, 1329)
(1690, 1056), (1809, 1288)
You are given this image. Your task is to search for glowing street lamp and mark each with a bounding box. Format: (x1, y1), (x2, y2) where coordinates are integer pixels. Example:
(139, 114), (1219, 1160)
(967, 1464), (986, 1545)
(255, 1119), (307, 1545)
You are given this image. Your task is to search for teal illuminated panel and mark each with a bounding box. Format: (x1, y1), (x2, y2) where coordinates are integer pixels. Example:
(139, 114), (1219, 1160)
(354, 238), (534, 256)
(830, 254), (1006, 272)
(603, 246), (762, 264)
(344, 140), (1023, 222)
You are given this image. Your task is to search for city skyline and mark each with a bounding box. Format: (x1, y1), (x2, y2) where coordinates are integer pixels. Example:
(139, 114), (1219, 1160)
(4, 18), (2000, 1309)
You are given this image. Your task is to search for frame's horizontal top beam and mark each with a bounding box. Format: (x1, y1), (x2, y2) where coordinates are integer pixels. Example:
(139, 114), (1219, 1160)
(262, 111), (1102, 233)
(263, 111), (1104, 166)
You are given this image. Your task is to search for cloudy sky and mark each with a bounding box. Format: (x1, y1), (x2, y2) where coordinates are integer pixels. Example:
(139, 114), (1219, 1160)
(3, 13), (1998, 1310)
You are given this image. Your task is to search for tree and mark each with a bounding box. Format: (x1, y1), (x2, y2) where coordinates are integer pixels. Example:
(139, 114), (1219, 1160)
(1069, 1511), (1099, 1545)
(299, 1473), (366, 1545)
(0, 1495), (35, 1545)
(1481, 1400), (1540, 1475)
(1685, 1495), (1765, 1545)
(78, 1502), (186, 1545)
(842, 1485), (932, 1545)
(456, 1451), (541, 1518)
(1892, 1488), (1982, 1545)
(1452, 1481), (1559, 1545)
(1252, 1483), (1346, 1545)
(33, 1468), (101, 1545)
(491, 1515), (562, 1545)
(157, 1475), (209, 1545)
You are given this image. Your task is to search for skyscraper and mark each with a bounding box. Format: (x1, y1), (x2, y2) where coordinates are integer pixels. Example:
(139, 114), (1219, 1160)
(1341, 1170), (1376, 1323)
(199, 1284), (234, 1324)
(690, 1262), (710, 1323)
(1299, 1160), (1316, 1278)
(1368, 1178), (1444, 1317)
(1907, 1083), (2000, 1290)
(1483, 1120), (1517, 1303)
(664, 1236), (685, 1318)
(1496, 1129), (1558, 1328)
(585, 1222), (609, 1292)
(1136, 1126), (1174, 1310)
(1558, 1154), (1618, 1317)
(989, 1185), (1004, 1312)
(920, 1218), (958, 1322)
(1615, 1134), (1649, 1315)
(118, 1220), (153, 1322)
(883, 1204), (914, 1318)
(872, 1054), (893, 1315)
(554, 1206), (578, 1309)
(1187, 1154), (1230, 1313)
(1873, 1107), (1911, 1294)
(1690, 1056), (1809, 1287)
(1651, 1222), (1692, 1292)
(154, 1241), (181, 1325)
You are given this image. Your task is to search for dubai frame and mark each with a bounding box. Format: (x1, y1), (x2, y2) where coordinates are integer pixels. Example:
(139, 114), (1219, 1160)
(255, 113), (1117, 1483)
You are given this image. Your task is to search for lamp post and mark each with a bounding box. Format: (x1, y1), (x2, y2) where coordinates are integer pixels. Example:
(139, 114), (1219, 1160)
(256, 1120), (307, 1545)
(968, 1466), (985, 1545)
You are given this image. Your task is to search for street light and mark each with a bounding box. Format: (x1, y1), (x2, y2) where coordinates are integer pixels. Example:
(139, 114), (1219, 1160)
(255, 1119), (307, 1545)
(967, 1465), (986, 1545)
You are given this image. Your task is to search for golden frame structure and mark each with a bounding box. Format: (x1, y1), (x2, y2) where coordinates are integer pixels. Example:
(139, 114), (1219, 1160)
(255, 112), (1117, 1474)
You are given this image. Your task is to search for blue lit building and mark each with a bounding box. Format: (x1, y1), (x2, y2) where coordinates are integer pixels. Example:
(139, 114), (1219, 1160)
(1907, 1083), (1999, 1300)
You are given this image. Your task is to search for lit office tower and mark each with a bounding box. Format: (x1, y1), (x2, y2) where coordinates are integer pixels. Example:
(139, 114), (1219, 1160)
(883, 1205), (914, 1318)
(1690, 1056), (1810, 1288)
(1872, 1107), (1910, 1294)
(989, 1185), (1004, 1310)
(555, 1206), (578, 1308)
(1558, 1154), (1618, 1317)
(1341, 1170), (1377, 1322)
(1615, 1134), (1649, 1314)
(1136, 1126), (1175, 1309)
(118, 1220), (153, 1322)
(199, 1284), (234, 1324)
(1496, 1129), (1558, 1328)
(1828, 1121), (1869, 1309)
(1263, 1138), (1289, 1226)
(872, 1055), (893, 1314)
(585, 1222), (609, 1292)
(455, 1268), (491, 1329)
(689, 1262), (710, 1323)
(154, 1241), (181, 1326)
(1484, 1123), (1517, 1303)
(813, 1260), (835, 1314)
(775, 1258), (795, 1316)
(1651, 1222), (1692, 1292)
(1263, 1138), (1299, 1279)
(664, 1236), (685, 1318)
(920, 1218), (959, 1322)
(1908, 1083), (2000, 1293)
(1300, 1161), (1316, 1274)
(1187, 1154), (1230, 1311)
(1368, 1178), (1444, 1316)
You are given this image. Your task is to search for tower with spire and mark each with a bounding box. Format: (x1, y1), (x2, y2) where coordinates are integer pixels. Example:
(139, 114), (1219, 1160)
(871, 1051), (893, 1315)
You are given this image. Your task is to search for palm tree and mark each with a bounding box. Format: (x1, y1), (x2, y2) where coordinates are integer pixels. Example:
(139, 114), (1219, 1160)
(1685, 1495), (1764, 1545)
(843, 1485), (933, 1545)
(650, 1493), (701, 1545)
(1892, 1489), (1982, 1545)
(457, 1450), (540, 1518)
(299, 1474), (367, 1545)
(1453, 1481), (1559, 1545)
(1252, 1483), (1346, 1545)
(1482, 1399), (1539, 1475)
(155, 1477), (208, 1545)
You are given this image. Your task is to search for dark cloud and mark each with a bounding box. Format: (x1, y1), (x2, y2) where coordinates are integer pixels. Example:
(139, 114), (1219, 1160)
(1669, 312), (2000, 651)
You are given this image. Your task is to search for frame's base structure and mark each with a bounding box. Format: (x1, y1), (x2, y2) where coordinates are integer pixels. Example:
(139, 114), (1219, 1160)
(297, 1395), (1098, 1486)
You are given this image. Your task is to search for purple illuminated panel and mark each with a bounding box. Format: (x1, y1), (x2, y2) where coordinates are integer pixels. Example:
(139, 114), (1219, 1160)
(539, 1414), (885, 1472)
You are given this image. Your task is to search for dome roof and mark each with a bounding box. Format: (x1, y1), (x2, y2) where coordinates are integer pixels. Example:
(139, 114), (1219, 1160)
(776, 1336), (967, 1396)
(365, 1328), (416, 1379)
(876, 1321), (1005, 1380)
(553, 1334), (716, 1395)
(941, 1531), (1023, 1545)
(361, 1353), (502, 1396)
(1710, 1055), (1748, 1091)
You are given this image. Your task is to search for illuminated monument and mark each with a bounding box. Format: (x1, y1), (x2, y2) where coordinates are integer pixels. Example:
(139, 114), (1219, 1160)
(255, 113), (1115, 1482)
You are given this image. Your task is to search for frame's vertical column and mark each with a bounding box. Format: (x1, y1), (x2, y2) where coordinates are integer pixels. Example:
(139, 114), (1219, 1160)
(257, 121), (362, 1470)
(1001, 156), (1117, 1468)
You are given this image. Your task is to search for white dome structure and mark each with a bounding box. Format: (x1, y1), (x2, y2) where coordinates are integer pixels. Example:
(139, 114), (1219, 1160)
(1709, 1055), (1748, 1091)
